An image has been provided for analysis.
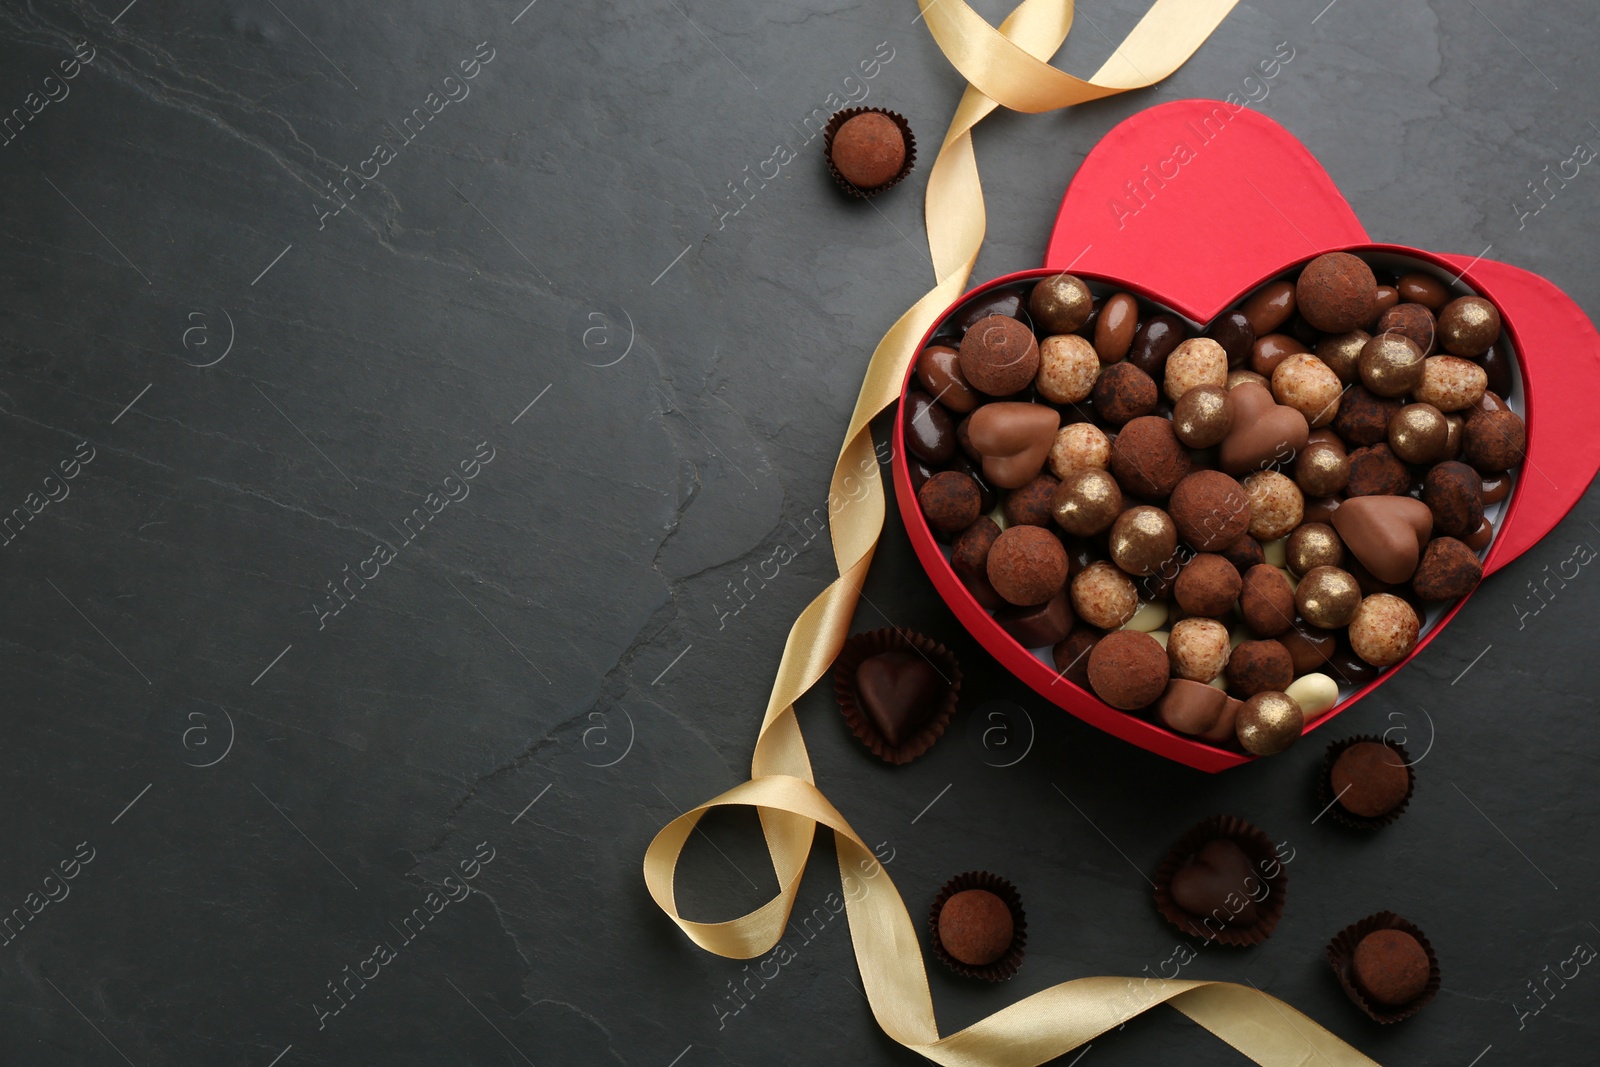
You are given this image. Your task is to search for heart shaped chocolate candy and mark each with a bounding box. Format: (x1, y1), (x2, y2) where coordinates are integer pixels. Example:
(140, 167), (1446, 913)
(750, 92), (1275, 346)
(1169, 839), (1262, 926)
(967, 402), (1061, 489)
(855, 652), (944, 747)
(1332, 495), (1434, 585)
(1218, 382), (1309, 476)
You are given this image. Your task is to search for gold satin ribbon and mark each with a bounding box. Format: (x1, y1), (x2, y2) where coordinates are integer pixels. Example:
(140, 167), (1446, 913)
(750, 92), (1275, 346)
(645, 2), (1383, 1063)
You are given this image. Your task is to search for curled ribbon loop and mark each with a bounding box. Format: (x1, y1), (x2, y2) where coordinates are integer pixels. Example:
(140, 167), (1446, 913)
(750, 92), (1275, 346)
(646, 1), (1384, 1063)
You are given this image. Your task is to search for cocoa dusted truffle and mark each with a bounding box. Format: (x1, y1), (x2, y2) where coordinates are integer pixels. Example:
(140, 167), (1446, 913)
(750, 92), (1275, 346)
(1332, 385), (1402, 447)
(1092, 361), (1159, 425)
(1002, 473), (1059, 527)
(1462, 408), (1526, 473)
(1239, 564), (1295, 637)
(918, 471), (982, 534)
(986, 525), (1068, 606)
(827, 111), (909, 191)
(937, 889), (1014, 966)
(1297, 252), (1377, 332)
(1111, 416), (1191, 499)
(1421, 461), (1484, 538)
(951, 517), (1000, 582)
(1168, 470), (1251, 551)
(1353, 930), (1432, 1007)
(1412, 536), (1482, 600)
(1374, 302), (1437, 355)
(1174, 553), (1243, 617)
(1227, 639), (1294, 697)
(1219, 534), (1266, 576)
(1330, 741), (1412, 819)
(1346, 443), (1409, 498)
(1087, 629), (1170, 710)
(959, 315), (1040, 396)
(1052, 629), (1099, 688)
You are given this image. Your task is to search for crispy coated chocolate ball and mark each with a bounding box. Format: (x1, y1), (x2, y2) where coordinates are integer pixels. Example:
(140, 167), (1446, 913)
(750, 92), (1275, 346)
(1030, 273), (1095, 335)
(1271, 352), (1344, 427)
(1353, 930), (1431, 1007)
(1297, 252), (1377, 332)
(1438, 295), (1500, 357)
(959, 315), (1040, 396)
(1346, 443), (1409, 498)
(1348, 593), (1420, 667)
(1286, 522), (1344, 576)
(1359, 334), (1425, 398)
(1295, 565), (1362, 628)
(1174, 553), (1242, 617)
(1421, 461), (1483, 538)
(1416, 355), (1486, 412)
(1242, 470), (1304, 541)
(1235, 691), (1303, 755)
(1169, 470), (1250, 551)
(1462, 409), (1526, 473)
(1052, 468), (1122, 536)
(1294, 440), (1351, 498)
(1240, 564), (1296, 637)
(938, 889), (1014, 965)
(1053, 629), (1099, 687)
(830, 112), (907, 189)
(987, 525), (1069, 606)
(918, 471), (983, 534)
(1412, 536), (1482, 600)
(1375, 302), (1436, 354)
(1333, 385), (1402, 447)
(1315, 329), (1369, 383)
(1035, 333), (1100, 404)
(1227, 639), (1294, 697)
(1167, 617), (1232, 683)
(1087, 629), (1170, 710)
(1388, 403), (1449, 466)
(1164, 338), (1229, 401)
(1111, 416), (1191, 499)
(1093, 361), (1160, 425)
(1049, 422), (1111, 478)
(1110, 506), (1178, 577)
(1331, 742), (1412, 818)
(1002, 474), (1060, 528)
(1071, 560), (1139, 630)
(1173, 385), (1234, 448)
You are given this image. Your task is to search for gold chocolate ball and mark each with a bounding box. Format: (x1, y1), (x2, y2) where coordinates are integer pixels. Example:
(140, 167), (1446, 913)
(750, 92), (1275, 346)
(1293, 441), (1350, 498)
(1293, 564), (1362, 628)
(1442, 412), (1465, 459)
(1286, 522), (1345, 577)
(1029, 273), (1095, 335)
(1236, 691), (1304, 756)
(1359, 334), (1425, 398)
(1388, 402), (1449, 465)
(1314, 329), (1369, 384)
(1052, 468), (1123, 536)
(1172, 385), (1234, 449)
(1109, 505), (1178, 577)
(1438, 295), (1501, 357)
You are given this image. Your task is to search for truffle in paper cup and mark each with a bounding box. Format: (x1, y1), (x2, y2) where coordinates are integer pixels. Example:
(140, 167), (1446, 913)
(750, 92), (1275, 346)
(928, 871), (1028, 981)
(1152, 815), (1288, 946)
(833, 628), (960, 765)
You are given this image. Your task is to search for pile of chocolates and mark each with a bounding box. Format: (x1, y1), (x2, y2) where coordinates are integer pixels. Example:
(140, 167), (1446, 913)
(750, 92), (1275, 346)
(906, 253), (1525, 757)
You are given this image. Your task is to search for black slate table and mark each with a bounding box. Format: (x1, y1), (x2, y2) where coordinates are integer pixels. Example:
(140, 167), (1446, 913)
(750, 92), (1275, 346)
(1, 1), (1596, 1065)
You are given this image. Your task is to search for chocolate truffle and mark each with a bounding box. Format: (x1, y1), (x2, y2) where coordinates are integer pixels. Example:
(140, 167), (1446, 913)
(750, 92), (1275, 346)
(1388, 403), (1449, 466)
(1052, 468), (1122, 536)
(1316, 329), (1369, 383)
(1347, 593), (1419, 667)
(1029, 273), (1095, 335)
(1421, 461), (1483, 538)
(1242, 470), (1304, 541)
(1359, 334), (1425, 398)
(1227, 639), (1294, 697)
(1375, 302), (1436, 354)
(951, 517), (1000, 583)
(854, 651), (944, 747)
(1164, 337), (1230, 401)
(1167, 617), (1232, 683)
(1346, 443), (1409, 498)
(1174, 552), (1243, 617)
(1169, 470), (1251, 551)
(1240, 564), (1296, 637)
(918, 471), (982, 534)
(1173, 384), (1234, 448)
(1235, 690), (1303, 755)
(1412, 536), (1482, 600)
(1219, 534), (1266, 576)
(829, 112), (907, 190)
(1093, 361), (1159, 424)
(1331, 741), (1411, 819)
(1333, 385), (1402, 447)
(1087, 629), (1170, 710)
(1052, 630), (1099, 688)
(1002, 473), (1060, 528)
(1048, 422), (1111, 478)
(1296, 565), (1362, 628)
(1297, 252), (1377, 332)
(1110, 506), (1178, 577)
(1438, 295), (1500, 357)
(937, 888), (1014, 966)
(1415, 355), (1487, 412)
(1168, 839), (1261, 925)
(959, 315), (1040, 396)
(1035, 334), (1100, 404)
(987, 525), (1069, 606)
(1462, 408), (1526, 473)
(1070, 561), (1139, 630)
(1111, 416), (1191, 499)
(1353, 929), (1431, 1007)
(1286, 522), (1345, 576)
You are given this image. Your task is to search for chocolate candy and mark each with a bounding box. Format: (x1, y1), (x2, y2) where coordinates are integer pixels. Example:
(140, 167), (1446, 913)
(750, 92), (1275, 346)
(1315, 329), (1369, 383)
(1359, 333), (1425, 397)
(1418, 461), (1482, 538)
(959, 315), (1040, 395)
(937, 889), (1015, 966)
(1416, 355), (1487, 412)
(1476, 342), (1515, 396)
(1346, 443), (1409, 498)
(1128, 312), (1187, 378)
(918, 471), (982, 534)
(996, 590), (1075, 648)
(1388, 403), (1449, 465)
(1174, 553), (1242, 617)
(1375, 303), (1436, 355)
(1168, 839), (1260, 924)
(1051, 468), (1122, 536)
(1070, 560), (1138, 630)
(903, 391), (956, 464)
(1087, 629), (1169, 710)
(1001, 474), (1058, 527)
(1172, 384), (1234, 448)
(1438, 295), (1500, 356)
(1332, 385), (1401, 447)
(1029, 273), (1094, 335)
(1353, 930), (1431, 1007)
(916, 345), (980, 413)
(1396, 272), (1449, 310)
(1035, 334), (1100, 404)
(1412, 536), (1481, 600)
(1332, 495), (1432, 584)
(1109, 505), (1177, 577)
(1218, 382), (1308, 477)
(1111, 416), (1191, 498)
(1094, 292), (1139, 363)
(987, 525), (1068, 606)
(1206, 309), (1257, 368)
(1281, 623), (1337, 673)
(1240, 564), (1296, 637)
(1271, 352), (1343, 427)
(1048, 422), (1111, 478)
(1165, 337), (1230, 401)
(1228, 639), (1293, 697)
(952, 518), (1000, 587)
(1295, 439), (1350, 498)
(1241, 279), (1296, 335)
(855, 651), (943, 746)
(1286, 522), (1344, 576)
(1479, 471), (1511, 506)
(1330, 741), (1412, 819)
(1250, 332), (1307, 377)
(1243, 470), (1304, 541)
(1092, 361), (1158, 425)
(1235, 690), (1303, 754)
(1347, 593), (1419, 666)
(829, 112), (908, 190)
(1052, 630), (1099, 687)
(1167, 617), (1231, 683)
(1156, 677), (1233, 736)
(1462, 408), (1526, 472)
(1369, 284), (1400, 327)
(1295, 565), (1361, 628)
(967, 402), (1060, 488)
(1297, 252), (1377, 332)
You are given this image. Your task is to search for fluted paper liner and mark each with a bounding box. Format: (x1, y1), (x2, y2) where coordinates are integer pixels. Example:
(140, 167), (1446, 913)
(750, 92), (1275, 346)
(833, 627), (960, 765)
(1153, 815), (1288, 946)
(1326, 911), (1441, 1023)
(928, 871), (1028, 981)
(823, 107), (917, 198)
(1318, 735), (1415, 830)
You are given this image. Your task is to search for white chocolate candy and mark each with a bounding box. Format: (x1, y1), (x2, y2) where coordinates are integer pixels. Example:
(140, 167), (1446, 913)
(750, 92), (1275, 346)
(1285, 673), (1339, 716)
(1121, 599), (1169, 633)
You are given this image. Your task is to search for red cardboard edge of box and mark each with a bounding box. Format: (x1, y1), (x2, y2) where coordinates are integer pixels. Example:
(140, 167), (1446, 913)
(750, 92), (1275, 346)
(889, 99), (1600, 773)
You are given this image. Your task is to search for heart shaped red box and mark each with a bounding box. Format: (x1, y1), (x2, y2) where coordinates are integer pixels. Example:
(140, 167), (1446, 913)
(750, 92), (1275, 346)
(892, 100), (1600, 772)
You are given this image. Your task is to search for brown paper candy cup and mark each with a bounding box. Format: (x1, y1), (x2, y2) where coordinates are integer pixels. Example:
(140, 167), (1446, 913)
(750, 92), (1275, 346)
(1152, 815), (1288, 947)
(823, 107), (916, 198)
(833, 628), (960, 765)
(1326, 911), (1441, 1023)
(928, 871), (1027, 981)
(1318, 735), (1415, 830)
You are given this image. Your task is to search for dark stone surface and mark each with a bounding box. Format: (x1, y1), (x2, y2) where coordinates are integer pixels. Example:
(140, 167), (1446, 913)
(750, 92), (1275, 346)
(0, 1), (1596, 1065)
